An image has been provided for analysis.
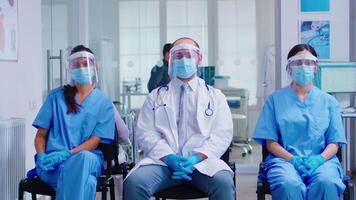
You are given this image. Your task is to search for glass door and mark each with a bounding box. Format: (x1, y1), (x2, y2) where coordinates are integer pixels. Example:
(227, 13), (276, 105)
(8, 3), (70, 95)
(41, 0), (73, 97)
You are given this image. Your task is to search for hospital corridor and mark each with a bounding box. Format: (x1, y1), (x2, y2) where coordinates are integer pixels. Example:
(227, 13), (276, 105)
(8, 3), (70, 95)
(1, 0), (356, 200)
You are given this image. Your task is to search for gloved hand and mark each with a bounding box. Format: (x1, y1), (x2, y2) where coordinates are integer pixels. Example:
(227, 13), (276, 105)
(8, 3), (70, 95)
(289, 156), (308, 175)
(171, 171), (192, 181)
(35, 153), (54, 171)
(42, 150), (71, 169)
(180, 154), (202, 172)
(161, 154), (192, 174)
(302, 155), (325, 177)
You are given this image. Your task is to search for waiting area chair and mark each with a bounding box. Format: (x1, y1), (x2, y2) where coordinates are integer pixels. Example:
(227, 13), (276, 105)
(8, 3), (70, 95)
(153, 147), (236, 200)
(256, 147), (355, 200)
(18, 141), (126, 200)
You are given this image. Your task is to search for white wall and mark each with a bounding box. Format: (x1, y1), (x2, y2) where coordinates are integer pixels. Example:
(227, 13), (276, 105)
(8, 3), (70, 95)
(278, 0), (350, 87)
(0, 0), (42, 171)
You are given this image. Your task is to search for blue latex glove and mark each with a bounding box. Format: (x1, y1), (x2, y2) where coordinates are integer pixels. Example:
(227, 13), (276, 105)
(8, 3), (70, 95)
(289, 156), (308, 175)
(162, 154), (192, 174)
(302, 155), (325, 177)
(180, 154), (202, 172)
(42, 150), (71, 169)
(27, 168), (38, 178)
(35, 153), (54, 171)
(171, 171), (192, 181)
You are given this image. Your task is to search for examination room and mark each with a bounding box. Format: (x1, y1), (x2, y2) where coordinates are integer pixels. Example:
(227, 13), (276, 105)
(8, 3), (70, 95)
(1, 0), (356, 199)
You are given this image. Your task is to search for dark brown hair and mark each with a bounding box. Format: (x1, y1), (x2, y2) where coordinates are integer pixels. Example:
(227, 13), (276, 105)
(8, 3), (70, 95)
(63, 45), (94, 113)
(287, 44), (318, 59)
(162, 43), (172, 56)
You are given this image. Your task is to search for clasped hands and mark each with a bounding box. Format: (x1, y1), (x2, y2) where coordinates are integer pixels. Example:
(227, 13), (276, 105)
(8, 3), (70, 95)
(35, 150), (71, 172)
(162, 154), (202, 181)
(290, 154), (325, 177)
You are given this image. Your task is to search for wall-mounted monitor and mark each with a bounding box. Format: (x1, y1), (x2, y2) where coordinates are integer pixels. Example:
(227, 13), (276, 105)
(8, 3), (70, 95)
(313, 62), (356, 93)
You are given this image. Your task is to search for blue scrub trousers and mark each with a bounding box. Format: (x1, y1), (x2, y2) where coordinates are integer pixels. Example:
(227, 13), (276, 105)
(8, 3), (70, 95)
(123, 165), (235, 200)
(38, 150), (102, 200)
(267, 160), (345, 200)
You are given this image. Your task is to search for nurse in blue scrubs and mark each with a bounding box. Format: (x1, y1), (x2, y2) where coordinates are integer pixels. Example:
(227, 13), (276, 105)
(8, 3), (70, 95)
(32, 45), (115, 200)
(253, 44), (346, 200)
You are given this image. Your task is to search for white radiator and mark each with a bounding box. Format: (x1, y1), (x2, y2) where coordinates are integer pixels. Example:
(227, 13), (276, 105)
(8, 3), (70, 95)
(0, 118), (26, 200)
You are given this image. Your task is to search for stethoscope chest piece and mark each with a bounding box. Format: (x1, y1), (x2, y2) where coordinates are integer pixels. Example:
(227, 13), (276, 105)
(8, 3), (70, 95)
(205, 102), (214, 116)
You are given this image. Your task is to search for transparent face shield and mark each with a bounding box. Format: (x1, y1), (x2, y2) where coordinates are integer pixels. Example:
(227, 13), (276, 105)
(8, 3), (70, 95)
(286, 54), (318, 74)
(286, 54), (318, 82)
(168, 44), (201, 78)
(67, 51), (98, 86)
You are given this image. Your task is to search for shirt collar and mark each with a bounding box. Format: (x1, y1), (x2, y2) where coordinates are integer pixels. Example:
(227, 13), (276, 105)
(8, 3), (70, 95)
(172, 76), (198, 92)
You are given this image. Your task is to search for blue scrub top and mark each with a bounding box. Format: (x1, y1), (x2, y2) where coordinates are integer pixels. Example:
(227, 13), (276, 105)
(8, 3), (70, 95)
(253, 85), (346, 162)
(33, 88), (115, 153)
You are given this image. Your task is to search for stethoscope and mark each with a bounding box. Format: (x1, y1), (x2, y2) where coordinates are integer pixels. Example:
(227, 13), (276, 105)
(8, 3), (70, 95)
(152, 83), (214, 116)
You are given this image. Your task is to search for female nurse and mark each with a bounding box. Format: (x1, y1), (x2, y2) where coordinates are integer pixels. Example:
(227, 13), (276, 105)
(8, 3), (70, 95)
(32, 45), (115, 200)
(253, 44), (347, 200)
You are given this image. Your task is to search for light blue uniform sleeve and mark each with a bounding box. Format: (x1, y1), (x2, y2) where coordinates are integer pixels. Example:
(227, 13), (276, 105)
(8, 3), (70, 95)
(32, 93), (54, 129)
(92, 100), (115, 141)
(325, 98), (347, 145)
(253, 96), (279, 146)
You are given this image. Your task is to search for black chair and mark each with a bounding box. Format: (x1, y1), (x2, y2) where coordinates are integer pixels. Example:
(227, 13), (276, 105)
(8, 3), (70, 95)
(153, 147), (236, 200)
(257, 147), (355, 200)
(18, 142), (121, 200)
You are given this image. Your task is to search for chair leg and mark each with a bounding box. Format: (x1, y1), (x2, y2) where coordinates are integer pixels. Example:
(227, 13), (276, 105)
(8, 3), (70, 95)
(109, 178), (115, 200)
(343, 180), (354, 200)
(257, 191), (265, 200)
(31, 193), (37, 200)
(343, 192), (349, 200)
(257, 186), (265, 200)
(18, 183), (24, 200)
(101, 189), (107, 200)
(346, 184), (354, 200)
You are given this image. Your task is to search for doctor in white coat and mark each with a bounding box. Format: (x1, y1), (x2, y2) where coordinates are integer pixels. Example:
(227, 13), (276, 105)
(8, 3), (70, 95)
(123, 37), (235, 200)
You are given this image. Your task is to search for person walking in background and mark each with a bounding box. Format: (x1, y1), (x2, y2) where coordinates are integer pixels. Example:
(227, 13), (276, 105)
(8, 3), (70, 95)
(147, 43), (172, 92)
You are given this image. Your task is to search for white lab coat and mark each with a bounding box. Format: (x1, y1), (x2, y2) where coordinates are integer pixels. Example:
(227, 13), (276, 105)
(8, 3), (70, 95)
(129, 77), (233, 177)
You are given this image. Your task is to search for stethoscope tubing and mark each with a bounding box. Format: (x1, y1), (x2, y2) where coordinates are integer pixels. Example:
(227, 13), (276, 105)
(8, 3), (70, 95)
(154, 84), (214, 116)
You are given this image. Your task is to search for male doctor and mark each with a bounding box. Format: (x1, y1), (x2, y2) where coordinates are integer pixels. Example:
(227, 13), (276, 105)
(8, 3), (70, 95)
(123, 37), (235, 200)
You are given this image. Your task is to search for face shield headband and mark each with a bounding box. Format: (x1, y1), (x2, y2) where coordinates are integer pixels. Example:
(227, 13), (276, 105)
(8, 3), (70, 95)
(286, 54), (318, 73)
(168, 44), (201, 79)
(67, 51), (98, 86)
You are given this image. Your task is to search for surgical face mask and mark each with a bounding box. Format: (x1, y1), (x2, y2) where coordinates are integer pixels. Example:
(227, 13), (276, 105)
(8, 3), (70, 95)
(290, 65), (315, 86)
(173, 58), (197, 79)
(71, 67), (96, 85)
